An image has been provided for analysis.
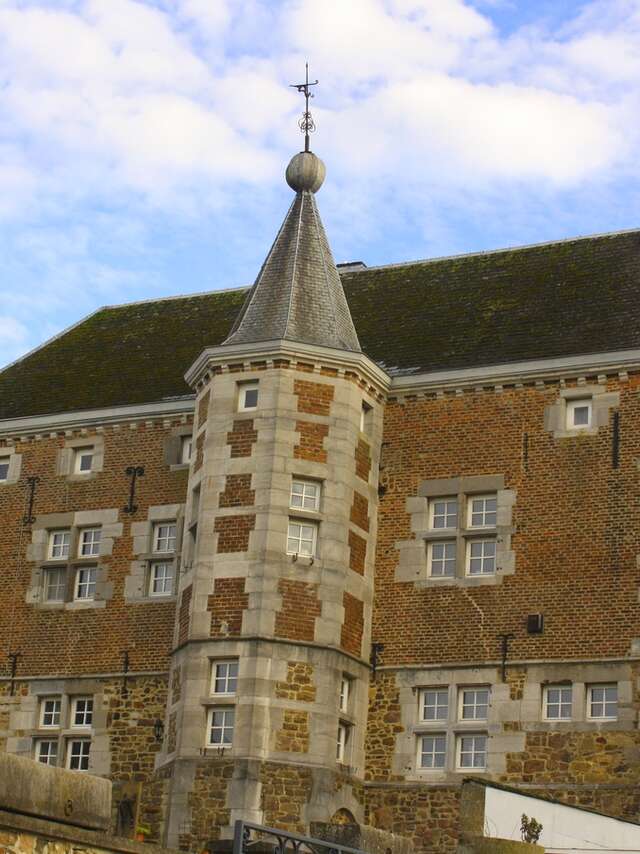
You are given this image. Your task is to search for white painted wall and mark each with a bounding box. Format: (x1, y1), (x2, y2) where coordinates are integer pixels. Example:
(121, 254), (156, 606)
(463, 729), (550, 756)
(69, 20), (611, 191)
(483, 786), (640, 853)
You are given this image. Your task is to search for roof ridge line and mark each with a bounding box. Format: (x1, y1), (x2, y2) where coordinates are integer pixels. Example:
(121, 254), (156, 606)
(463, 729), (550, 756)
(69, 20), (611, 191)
(284, 192), (305, 339)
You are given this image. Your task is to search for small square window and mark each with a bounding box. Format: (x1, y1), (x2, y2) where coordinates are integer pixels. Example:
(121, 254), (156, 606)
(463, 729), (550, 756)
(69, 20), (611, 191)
(35, 739), (58, 765)
(430, 498), (458, 529)
(287, 520), (317, 556)
(78, 528), (101, 557)
(290, 479), (321, 512)
(153, 523), (177, 553)
(0, 456), (9, 481)
(149, 562), (174, 597)
(428, 542), (456, 578)
(421, 688), (449, 721)
(466, 540), (496, 576)
(238, 382), (259, 412)
(457, 733), (487, 769)
(567, 398), (592, 430)
(74, 448), (94, 474)
(67, 738), (90, 771)
(588, 684), (618, 720)
(419, 734), (446, 769)
(459, 688), (490, 721)
(337, 723), (350, 763)
(212, 661), (238, 695)
(207, 708), (234, 746)
(468, 495), (497, 528)
(44, 567), (66, 602)
(339, 676), (351, 713)
(75, 566), (97, 600)
(544, 685), (572, 720)
(71, 697), (93, 728)
(48, 530), (70, 560)
(40, 698), (61, 728)
(181, 436), (193, 464)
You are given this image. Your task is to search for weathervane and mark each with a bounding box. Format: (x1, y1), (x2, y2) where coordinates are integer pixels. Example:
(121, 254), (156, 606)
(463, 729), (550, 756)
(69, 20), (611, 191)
(290, 63), (318, 152)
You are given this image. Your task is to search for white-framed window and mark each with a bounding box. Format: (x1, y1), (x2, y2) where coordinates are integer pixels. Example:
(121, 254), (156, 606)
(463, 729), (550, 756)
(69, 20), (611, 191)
(588, 684), (618, 720)
(468, 495), (497, 528)
(238, 381), (259, 412)
(211, 661), (238, 696)
(457, 734), (487, 769)
(0, 456), (9, 481)
(75, 566), (97, 600)
(459, 687), (490, 721)
(290, 479), (321, 512)
(40, 697), (61, 728)
(71, 697), (93, 728)
(78, 528), (101, 557)
(419, 734), (447, 769)
(149, 562), (174, 597)
(287, 520), (317, 556)
(337, 723), (350, 763)
(466, 540), (496, 576)
(35, 739), (58, 765)
(74, 447), (94, 474)
(428, 542), (456, 578)
(207, 708), (235, 746)
(544, 685), (573, 720)
(44, 567), (66, 602)
(153, 523), (177, 553)
(339, 676), (351, 713)
(421, 688), (449, 721)
(48, 530), (70, 560)
(566, 398), (592, 430)
(430, 498), (458, 530)
(181, 436), (193, 464)
(66, 738), (91, 771)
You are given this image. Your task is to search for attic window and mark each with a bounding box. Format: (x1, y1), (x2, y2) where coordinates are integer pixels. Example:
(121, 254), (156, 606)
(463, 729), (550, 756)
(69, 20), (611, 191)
(74, 447), (94, 474)
(238, 381), (259, 412)
(566, 398), (592, 430)
(0, 456), (9, 481)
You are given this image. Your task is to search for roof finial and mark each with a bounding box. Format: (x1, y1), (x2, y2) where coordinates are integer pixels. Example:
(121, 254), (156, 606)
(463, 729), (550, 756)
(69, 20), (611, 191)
(290, 62), (318, 153)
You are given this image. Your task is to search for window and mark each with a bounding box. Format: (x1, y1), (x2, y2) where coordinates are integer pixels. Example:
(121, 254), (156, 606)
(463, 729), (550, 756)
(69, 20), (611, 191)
(544, 685), (572, 720)
(48, 530), (70, 560)
(360, 402), (373, 434)
(40, 698), (61, 728)
(468, 496), (497, 528)
(74, 447), (94, 474)
(238, 381), (259, 412)
(459, 688), (490, 721)
(212, 661), (238, 695)
(430, 498), (458, 530)
(428, 542), (456, 578)
(71, 697), (93, 728)
(153, 523), (177, 553)
(337, 723), (350, 764)
(419, 734), (446, 769)
(339, 677), (351, 713)
(567, 398), (592, 430)
(421, 688), (449, 721)
(181, 436), (193, 464)
(67, 739), (90, 771)
(44, 567), (66, 602)
(457, 734), (487, 769)
(466, 540), (496, 576)
(35, 740), (58, 765)
(207, 708), (234, 746)
(75, 566), (97, 600)
(287, 520), (317, 556)
(0, 456), (9, 481)
(78, 528), (101, 557)
(290, 479), (321, 512)
(149, 562), (174, 597)
(588, 684), (618, 720)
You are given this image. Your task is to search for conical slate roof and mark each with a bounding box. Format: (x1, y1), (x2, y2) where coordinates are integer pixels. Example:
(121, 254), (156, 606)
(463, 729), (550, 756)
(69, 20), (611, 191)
(223, 155), (361, 353)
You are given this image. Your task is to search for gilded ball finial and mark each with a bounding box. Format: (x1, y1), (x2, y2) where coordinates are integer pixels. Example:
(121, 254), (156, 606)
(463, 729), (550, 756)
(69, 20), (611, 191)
(286, 151), (326, 193)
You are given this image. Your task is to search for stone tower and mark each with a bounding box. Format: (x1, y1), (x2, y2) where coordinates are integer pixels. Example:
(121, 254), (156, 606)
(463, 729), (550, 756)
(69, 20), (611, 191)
(157, 149), (390, 847)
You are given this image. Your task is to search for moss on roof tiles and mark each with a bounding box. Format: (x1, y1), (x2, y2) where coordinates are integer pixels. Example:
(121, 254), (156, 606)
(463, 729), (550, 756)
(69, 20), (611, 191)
(1, 229), (639, 420)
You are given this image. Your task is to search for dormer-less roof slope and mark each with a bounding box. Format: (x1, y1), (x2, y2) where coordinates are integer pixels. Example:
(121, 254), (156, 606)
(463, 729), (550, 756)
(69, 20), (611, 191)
(0, 228), (639, 420)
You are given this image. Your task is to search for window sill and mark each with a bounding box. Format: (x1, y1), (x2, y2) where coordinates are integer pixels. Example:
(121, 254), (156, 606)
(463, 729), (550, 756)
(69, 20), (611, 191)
(169, 463), (190, 472)
(65, 473), (99, 483)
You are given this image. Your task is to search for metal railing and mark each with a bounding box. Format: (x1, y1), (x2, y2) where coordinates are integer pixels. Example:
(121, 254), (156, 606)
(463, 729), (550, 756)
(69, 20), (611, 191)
(232, 820), (366, 854)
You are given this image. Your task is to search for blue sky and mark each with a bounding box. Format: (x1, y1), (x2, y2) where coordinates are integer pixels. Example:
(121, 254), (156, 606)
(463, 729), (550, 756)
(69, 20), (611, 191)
(1, 0), (639, 368)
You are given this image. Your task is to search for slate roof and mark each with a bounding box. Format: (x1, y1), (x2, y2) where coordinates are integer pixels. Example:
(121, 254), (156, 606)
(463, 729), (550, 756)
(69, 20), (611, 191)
(225, 191), (360, 352)
(1, 228), (639, 420)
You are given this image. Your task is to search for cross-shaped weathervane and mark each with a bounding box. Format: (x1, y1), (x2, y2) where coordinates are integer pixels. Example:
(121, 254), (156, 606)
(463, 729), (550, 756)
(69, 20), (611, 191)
(290, 63), (319, 152)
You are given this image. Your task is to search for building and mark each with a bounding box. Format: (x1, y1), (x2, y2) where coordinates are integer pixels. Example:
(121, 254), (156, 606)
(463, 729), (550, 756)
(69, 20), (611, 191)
(0, 142), (639, 854)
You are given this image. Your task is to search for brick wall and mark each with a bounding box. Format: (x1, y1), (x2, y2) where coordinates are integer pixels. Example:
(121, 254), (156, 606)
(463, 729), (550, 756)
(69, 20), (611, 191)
(218, 474), (255, 508)
(275, 580), (321, 642)
(207, 578), (249, 637)
(340, 593), (364, 658)
(226, 420), (258, 458)
(214, 514), (255, 552)
(294, 421), (329, 463)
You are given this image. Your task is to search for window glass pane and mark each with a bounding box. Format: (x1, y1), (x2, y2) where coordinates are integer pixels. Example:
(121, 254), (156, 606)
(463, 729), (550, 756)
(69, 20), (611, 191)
(468, 540), (496, 575)
(0, 458), (9, 480)
(291, 480), (320, 511)
(287, 521), (316, 555)
(430, 542), (456, 577)
(337, 724), (349, 762)
(150, 562), (174, 596)
(79, 528), (101, 557)
(41, 698), (61, 727)
(458, 734), (487, 769)
(239, 383), (259, 410)
(76, 567), (96, 600)
(470, 496), (497, 527)
(545, 686), (572, 719)
(432, 499), (457, 529)
(213, 661), (238, 694)
(340, 678), (350, 712)
(154, 524), (177, 552)
(420, 735), (446, 768)
(422, 689), (448, 720)
(590, 684), (617, 718)
(36, 740), (58, 765)
(208, 709), (235, 745)
(68, 739), (90, 770)
(461, 688), (490, 720)
(45, 567), (66, 602)
(49, 531), (70, 559)
(181, 437), (193, 463)
(73, 698), (93, 727)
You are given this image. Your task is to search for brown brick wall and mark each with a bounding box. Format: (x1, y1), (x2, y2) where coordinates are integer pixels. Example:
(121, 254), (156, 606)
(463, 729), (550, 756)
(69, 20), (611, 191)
(218, 474), (255, 508)
(179, 759), (233, 850)
(214, 514), (255, 552)
(275, 709), (310, 753)
(207, 577), (249, 637)
(260, 762), (313, 832)
(226, 419), (258, 458)
(364, 672), (404, 782)
(340, 592), (364, 658)
(365, 786), (460, 854)
(348, 530), (367, 575)
(294, 420), (329, 463)
(350, 491), (370, 532)
(294, 379), (334, 416)
(275, 662), (316, 702)
(197, 390), (211, 429)
(275, 579), (321, 642)
(177, 585), (192, 646)
(355, 438), (372, 482)
(194, 430), (205, 473)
